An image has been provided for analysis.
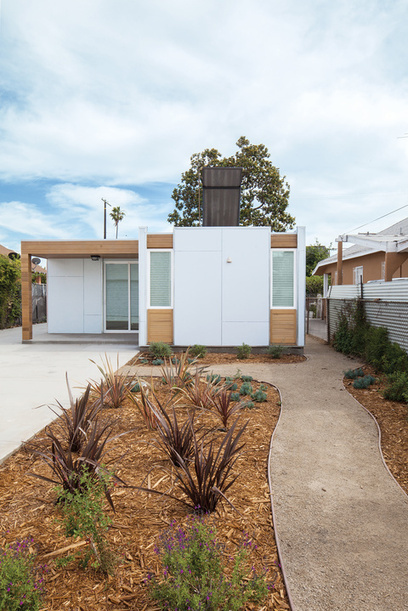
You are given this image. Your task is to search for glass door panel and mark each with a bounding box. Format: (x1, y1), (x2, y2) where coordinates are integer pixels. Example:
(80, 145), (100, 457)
(105, 263), (129, 330)
(130, 263), (139, 330)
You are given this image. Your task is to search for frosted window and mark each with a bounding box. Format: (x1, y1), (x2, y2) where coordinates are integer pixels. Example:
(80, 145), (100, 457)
(272, 251), (294, 307)
(150, 252), (171, 307)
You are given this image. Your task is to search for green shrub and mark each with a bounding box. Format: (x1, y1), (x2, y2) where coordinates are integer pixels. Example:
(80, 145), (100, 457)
(152, 358), (164, 366)
(131, 382), (141, 393)
(251, 390), (267, 402)
(333, 311), (353, 355)
(344, 368), (364, 379)
(239, 382), (253, 396)
(0, 255), (21, 329)
(150, 516), (268, 611)
(207, 374), (221, 385)
(237, 343), (251, 359)
(230, 392), (240, 402)
(352, 375), (376, 389)
(268, 344), (283, 359)
(242, 401), (255, 409)
(382, 372), (408, 402)
(189, 344), (207, 358)
(0, 539), (47, 611)
(149, 342), (172, 359)
(241, 375), (253, 382)
(57, 470), (115, 575)
(364, 326), (389, 370)
(381, 342), (408, 374)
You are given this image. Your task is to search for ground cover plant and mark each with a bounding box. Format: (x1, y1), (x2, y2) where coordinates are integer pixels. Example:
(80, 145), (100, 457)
(0, 538), (47, 611)
(0, 362), (290, 609)
(150, 514), (268, 610)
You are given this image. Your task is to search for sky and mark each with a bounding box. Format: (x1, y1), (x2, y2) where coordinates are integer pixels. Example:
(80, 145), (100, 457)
(1, 0), (408, 257)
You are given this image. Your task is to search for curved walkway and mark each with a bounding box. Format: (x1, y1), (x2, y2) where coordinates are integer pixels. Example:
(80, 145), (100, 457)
(180, 337), (408, 610)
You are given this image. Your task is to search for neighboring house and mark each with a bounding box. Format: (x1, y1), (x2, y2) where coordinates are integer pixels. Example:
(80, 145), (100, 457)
(20, 225), (306, 349)
(313, 217), (408, 292)
(0, 244), (47, 277)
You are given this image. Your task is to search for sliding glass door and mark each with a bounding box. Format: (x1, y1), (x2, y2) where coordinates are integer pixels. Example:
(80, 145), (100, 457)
(105, 262), (138, 331)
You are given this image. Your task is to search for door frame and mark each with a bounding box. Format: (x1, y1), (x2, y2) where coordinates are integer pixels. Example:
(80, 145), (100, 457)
(104, 260), (139, 333)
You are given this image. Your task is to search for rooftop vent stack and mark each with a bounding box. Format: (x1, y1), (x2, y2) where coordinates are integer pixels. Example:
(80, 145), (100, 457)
(202, 167), (243, 226)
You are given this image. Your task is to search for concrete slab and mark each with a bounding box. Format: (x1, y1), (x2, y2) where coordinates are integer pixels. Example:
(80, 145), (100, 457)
(0, 325), (137, 463)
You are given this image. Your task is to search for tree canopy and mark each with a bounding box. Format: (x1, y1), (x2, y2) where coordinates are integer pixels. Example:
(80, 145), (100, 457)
(167, 137), (295, 231)
(306, 240), (331, 276)
(110, 206), (126, 239)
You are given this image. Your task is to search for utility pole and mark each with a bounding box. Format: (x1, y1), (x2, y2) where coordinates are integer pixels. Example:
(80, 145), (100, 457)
(102, 198), (111, 239)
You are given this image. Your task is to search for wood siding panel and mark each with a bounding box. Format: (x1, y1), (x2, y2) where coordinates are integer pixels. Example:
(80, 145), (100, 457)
(270, 309), (297, 344)
(271, 234), (297, 248)
(147, 309), (173, 344)
(147, 234), (173, 249)
(21, 241), (139, 259)
(21, 254), (33, 340)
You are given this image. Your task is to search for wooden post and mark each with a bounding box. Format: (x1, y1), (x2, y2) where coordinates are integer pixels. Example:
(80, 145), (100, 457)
(336, 241), (343, 285)
(384, 252), (408, 282)
(21, 253), (32, 340)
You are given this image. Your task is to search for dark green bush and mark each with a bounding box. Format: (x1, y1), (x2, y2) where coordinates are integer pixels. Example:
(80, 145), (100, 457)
(364, 327), (389, 371)
(268, 344), (283, 359)
(230, 392), (240, 402)
(152, 358), (164, 366)
(382, 372), (408, 402)
(149, 342), (172, 359)
(241, 375), (253, 382)
(189, 344), (207, 358)
(237, 343), (251, 359)
(381, 342), (408, 374)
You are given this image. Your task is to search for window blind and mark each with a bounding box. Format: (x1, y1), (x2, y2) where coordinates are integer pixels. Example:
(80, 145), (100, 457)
(150, 251), (171, 307)
(272, 251), (294, 307)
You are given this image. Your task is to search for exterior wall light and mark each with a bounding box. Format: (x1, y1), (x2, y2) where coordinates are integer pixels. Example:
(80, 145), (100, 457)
(226, 257), (232, 263)
(90, 255), (100, 261)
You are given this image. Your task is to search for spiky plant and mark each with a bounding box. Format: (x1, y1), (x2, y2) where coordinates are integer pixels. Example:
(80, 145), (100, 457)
(89, 354), (136, 409)
(209, 388), (243, 429)
(48, 375), (102, 453)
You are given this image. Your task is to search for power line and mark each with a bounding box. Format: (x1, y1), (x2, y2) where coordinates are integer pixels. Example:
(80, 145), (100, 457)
(346, 203), (408, 234)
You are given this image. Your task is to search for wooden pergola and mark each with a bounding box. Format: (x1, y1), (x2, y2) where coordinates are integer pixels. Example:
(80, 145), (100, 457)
(20, 240), (139, 341)
(335, 233), (408, 285)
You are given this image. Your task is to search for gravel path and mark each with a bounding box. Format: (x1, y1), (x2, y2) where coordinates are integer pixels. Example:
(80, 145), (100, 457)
(124, 338), (408, 610)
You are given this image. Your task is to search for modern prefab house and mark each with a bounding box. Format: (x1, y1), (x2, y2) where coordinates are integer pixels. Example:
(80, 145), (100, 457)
(21, 225), (306, 350)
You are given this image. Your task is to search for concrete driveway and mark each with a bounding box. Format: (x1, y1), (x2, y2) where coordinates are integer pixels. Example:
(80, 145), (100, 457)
(0, 325), (137, 463)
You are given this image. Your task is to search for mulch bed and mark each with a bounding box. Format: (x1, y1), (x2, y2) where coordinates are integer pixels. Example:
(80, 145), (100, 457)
(127, 352), (305, 367)
(0, 373), (290, 610)
(344, 366), (408, 495)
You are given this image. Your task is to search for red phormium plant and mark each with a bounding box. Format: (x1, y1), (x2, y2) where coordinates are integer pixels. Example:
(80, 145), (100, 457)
(89, 354), (136, 409)
(173, 418), (248, 513)
(209, 387), (243, 429)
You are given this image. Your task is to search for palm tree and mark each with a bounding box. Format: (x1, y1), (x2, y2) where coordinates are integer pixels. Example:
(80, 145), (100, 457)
(110, 206), (126, 239)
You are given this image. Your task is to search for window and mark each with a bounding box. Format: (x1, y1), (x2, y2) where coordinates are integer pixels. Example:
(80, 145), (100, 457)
(149, 250), (172, 307)
(271, 250), (295, 308)
(353, 266), (363, 285)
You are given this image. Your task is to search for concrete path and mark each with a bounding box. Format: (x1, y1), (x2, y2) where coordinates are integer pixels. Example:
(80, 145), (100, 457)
(169, 338), (407, 611)
(0, 325), (136, 463)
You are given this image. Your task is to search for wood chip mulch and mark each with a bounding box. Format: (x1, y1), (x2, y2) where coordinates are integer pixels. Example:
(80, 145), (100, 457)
(0, 373), (290, 610)
(344, 366), (408, 495)
(127, 352), (305, 367)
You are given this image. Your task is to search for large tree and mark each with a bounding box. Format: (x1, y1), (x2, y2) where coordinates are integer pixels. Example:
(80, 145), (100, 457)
(167, 137), (295, 230)
(306, 240), (331, 277)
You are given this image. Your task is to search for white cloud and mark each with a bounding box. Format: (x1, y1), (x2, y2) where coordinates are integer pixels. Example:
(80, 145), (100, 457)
(0, 0), (407, 248)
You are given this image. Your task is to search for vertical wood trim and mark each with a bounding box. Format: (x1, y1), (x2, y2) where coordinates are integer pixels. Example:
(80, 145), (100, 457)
(21, 254), (32, 340)
(147, 309), (173, 344)
(270, 309), (297, 344)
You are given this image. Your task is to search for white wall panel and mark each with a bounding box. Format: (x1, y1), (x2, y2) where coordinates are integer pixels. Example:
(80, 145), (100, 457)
(174, 250), (222, 345)
(222, 228), (270, 326)
(222, 322), (269, 346)
(83, 259), (103, 332)
(174, 227), (222, 252)
(48, 275), (84, 333)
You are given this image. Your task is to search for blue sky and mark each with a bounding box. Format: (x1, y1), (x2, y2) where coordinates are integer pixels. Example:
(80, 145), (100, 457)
(1, 0), (408, 255)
